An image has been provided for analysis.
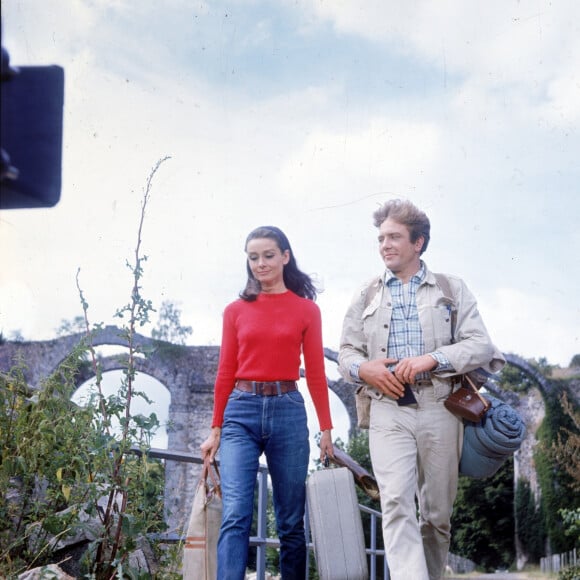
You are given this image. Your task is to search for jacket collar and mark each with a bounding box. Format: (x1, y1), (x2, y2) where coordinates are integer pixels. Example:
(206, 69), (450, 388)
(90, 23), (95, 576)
(383, 260), (428, 286)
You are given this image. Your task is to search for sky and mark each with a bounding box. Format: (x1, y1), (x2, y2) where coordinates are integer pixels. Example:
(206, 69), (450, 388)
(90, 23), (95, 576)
(1, 1), (579, 425)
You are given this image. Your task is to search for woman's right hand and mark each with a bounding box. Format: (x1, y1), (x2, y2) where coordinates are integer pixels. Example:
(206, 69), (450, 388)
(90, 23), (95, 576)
(200, 427), (221, 462)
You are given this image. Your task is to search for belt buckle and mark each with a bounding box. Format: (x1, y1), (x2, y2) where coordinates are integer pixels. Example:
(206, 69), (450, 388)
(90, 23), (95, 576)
(252, 381), (263, 395)
(272, 381), (283, 396)
(253, 381), (277, 396)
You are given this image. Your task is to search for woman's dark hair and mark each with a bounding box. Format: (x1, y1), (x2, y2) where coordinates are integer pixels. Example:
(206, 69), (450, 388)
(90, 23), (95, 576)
(240, 226), (318, 302)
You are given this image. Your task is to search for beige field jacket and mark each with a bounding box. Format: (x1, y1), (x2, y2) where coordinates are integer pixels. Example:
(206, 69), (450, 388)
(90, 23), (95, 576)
(338, 266), (505, 400)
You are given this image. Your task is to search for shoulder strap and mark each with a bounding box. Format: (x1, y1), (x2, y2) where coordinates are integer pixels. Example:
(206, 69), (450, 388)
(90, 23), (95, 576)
(363, 277), (382, 308)
(434, 272), (453, 301)
(434, 273), (494, 385)
(434, 272), (457, 343)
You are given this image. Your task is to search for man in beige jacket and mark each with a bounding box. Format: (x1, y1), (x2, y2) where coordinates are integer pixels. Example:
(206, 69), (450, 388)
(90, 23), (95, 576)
(339, 199), (504, 580)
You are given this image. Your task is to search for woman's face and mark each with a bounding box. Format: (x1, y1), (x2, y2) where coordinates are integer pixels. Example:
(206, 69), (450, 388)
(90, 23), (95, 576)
(246, 237), (290, 288)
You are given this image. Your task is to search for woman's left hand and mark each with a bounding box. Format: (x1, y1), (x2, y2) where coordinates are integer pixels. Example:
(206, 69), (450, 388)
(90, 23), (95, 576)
(319, 429), (334, 463)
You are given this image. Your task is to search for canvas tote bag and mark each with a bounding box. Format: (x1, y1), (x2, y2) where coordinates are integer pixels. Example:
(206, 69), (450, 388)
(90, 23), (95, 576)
(183, 458), (222, 580)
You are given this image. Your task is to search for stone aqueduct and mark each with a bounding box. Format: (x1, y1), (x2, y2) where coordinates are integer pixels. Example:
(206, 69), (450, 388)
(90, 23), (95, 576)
(0, 325), (558, 534)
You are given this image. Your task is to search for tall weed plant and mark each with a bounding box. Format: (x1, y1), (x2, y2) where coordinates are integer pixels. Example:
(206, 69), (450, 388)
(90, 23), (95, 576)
(0, 158), (177, 578)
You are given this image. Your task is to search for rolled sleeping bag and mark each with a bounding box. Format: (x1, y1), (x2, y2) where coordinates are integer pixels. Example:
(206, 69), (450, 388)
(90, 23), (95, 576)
(459, 396), (526, 479)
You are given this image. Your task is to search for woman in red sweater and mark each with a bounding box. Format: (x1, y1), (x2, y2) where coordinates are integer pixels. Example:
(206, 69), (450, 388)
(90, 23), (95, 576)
(201, 226), (334, 580)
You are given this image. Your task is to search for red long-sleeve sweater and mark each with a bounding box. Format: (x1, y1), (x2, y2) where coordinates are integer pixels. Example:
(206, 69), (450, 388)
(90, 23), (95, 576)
(211, 290), (333, 431)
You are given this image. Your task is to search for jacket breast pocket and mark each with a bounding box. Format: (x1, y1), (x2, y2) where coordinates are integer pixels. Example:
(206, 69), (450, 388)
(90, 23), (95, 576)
(431, 304), (454, 345)
(362, 303), (391, 348)
(361, 302), (379, 332)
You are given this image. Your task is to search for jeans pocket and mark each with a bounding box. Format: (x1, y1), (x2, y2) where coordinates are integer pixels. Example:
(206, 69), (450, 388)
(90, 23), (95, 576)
(284, 390), (306, 407)
(228, 388), (250, 401)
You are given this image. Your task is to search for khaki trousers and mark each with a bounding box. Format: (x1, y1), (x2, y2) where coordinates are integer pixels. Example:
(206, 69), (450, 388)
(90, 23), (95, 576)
(369, 385), (463, 580)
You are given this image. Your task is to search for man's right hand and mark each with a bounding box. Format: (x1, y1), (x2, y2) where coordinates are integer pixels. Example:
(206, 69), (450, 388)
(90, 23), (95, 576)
(359, 358), (406, 399)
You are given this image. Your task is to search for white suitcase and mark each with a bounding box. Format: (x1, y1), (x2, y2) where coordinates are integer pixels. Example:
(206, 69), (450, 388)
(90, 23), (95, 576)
(306, 467), (368, 580)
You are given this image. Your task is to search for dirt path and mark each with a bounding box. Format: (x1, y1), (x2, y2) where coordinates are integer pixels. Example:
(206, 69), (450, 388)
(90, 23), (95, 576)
(447, 573), (547, 580)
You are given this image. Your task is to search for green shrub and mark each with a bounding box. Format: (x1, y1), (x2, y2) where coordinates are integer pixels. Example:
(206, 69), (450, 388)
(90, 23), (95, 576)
(559, 564), (580, 580)
(0, 158), (174, 579)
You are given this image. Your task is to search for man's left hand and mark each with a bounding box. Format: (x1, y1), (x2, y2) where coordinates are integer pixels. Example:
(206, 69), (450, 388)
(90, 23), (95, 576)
(394, 355), (437, 384)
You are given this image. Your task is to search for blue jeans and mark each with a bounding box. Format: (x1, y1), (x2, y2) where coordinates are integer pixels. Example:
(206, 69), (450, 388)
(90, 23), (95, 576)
(217, 388), (310, 580)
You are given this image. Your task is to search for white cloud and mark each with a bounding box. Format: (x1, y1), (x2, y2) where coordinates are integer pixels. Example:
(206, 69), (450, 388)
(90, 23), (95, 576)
(277, 117), (440, 207)
(299, 0), (580, 126)
(0, 280), (38, 338)
(540, 68), (580, 125)
(482, 287), (580, 368)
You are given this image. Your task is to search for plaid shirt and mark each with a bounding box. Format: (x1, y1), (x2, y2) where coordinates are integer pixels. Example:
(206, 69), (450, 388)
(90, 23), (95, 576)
(384, 263), (452, 378)
(349, 262), (453, 382)
(385, 264), (426, 365)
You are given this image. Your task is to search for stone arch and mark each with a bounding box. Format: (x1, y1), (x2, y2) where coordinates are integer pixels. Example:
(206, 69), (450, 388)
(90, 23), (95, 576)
(0, 326), (220, 533)
(502, 353), (554, 396)
(74, 353), (173, 394)
(73, 361), (172, 449)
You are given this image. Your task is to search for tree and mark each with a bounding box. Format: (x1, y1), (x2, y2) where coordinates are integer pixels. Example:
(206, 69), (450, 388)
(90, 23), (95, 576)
(151, 300), (192, 345)
(550, 392), (580, 492)
(534, 386), (580, 555)
(55, 315), (86, 337)
(569, 354), (580, 368)
(499, 364), (536, 393)
(451, 460), (516, 571)
(515, 479), (545, 562)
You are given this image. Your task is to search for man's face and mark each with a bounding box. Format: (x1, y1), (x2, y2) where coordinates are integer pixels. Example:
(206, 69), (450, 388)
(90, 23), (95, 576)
(378, 217), (424, 278)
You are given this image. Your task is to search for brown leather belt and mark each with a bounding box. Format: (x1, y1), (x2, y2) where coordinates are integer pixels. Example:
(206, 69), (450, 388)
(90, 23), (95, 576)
(235, 380), (297, 396)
